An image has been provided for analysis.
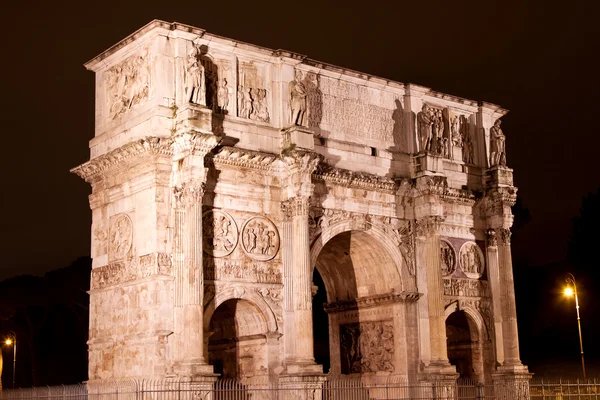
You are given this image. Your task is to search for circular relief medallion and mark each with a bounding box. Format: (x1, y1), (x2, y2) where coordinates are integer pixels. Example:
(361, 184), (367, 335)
(459, 241), (485, 279)
(109, 214), (133, 260)
(241, 216), (280, 261)
(203, 210), (238, 257)
(440, 240), (456, 277)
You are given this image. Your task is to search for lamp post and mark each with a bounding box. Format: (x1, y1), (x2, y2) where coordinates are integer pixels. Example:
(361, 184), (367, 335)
(4, 332), (16, 388)
(564, 273), (586, 380)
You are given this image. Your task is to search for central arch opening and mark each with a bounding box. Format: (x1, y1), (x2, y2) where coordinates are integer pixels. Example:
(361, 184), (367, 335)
(208, 299), (269, 380)
(312, 230), (402, 376)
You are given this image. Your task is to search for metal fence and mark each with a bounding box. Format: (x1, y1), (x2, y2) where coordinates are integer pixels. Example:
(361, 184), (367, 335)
(1, 377), (598, 400)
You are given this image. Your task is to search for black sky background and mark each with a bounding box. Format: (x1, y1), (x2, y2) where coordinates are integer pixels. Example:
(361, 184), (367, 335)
(1, 0), (599, 379)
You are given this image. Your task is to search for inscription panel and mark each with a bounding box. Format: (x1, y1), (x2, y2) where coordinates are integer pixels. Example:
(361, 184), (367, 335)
(316, 76), (401, 146)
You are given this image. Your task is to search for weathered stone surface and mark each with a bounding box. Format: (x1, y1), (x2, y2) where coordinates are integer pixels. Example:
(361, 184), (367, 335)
(73, 20), (529, 391)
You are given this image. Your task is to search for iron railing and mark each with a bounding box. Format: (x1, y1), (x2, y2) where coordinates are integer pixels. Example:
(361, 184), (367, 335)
(2, 377), (598, 400)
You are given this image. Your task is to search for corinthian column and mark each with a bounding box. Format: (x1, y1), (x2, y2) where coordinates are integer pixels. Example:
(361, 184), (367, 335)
(495, 228), (522, 366)
(415, 216), (452, 367)
(281, 150), (322, 374)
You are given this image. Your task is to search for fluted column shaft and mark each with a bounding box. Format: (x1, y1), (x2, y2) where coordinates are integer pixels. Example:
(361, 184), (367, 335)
(496, 228), (521, 365)
(485, 230), (505, 365)
(416, 216), (450, 365)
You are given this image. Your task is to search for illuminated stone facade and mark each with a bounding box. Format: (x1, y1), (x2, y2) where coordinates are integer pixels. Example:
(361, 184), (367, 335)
(72, 20), (530, 398)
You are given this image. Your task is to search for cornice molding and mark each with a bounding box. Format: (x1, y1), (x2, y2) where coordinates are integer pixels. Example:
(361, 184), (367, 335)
(324, 291), (422, 313)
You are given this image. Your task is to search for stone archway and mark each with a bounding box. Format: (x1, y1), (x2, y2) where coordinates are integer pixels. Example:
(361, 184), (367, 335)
(207, 298), (270, 380)
(445, 306), (485, 382)
(311, 228), (409, 378)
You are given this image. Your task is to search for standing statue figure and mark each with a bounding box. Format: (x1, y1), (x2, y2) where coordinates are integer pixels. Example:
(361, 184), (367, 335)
(490, 119), (507, 167)
(451, 115), (462, 147)
(433, 110), (444, 155)
(289, 70), (307, 126)
(417, 104), (434, 152)
(184, 46), (205, 106)
(217, 78), (229, 112)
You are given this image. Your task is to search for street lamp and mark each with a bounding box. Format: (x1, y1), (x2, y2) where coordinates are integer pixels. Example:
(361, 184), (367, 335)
(4, 332), (16, 388)
(564, 273), (586, 380)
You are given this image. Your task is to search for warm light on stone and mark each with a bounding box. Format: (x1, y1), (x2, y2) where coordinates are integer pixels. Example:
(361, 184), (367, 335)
(71, 19), (531, 399)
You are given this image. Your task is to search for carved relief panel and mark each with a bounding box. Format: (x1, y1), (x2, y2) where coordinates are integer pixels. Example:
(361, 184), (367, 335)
(108, 213), (133, 261)
(202, 210), (238, 257)
(440, 239), (456, 277)
(104, 49), (150, 120)
(459, 241), (485, 279)
(241, 217), (280, 261)
(237, 60), (270, 123)
(340, 320), (395, 374)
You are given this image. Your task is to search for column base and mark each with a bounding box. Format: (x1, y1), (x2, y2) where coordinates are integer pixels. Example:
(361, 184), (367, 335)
(173, 359), (217, 377)
(493, 363), (532, 400)
(285, 360), (323, 375)
(419, 363), (459, 400)
(278, 373), (326, 400)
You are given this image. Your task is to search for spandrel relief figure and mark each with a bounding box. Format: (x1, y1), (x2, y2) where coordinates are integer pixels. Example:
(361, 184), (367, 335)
(490, 119), (507, 167)
(217, 78), (229, 112)
(185, 46), (205, 106)
(417, 104), (434, 152)
(289, 70), (307, 126)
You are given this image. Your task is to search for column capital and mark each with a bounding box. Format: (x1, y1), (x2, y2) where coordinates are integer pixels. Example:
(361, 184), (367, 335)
(281, 196), (310, 219)
(486, 228), (498, 247)
(281, 149), (322, 175)
(497, 227), (512, 245)
(173, 180), (206, 208)
(415, 215), (444, 237)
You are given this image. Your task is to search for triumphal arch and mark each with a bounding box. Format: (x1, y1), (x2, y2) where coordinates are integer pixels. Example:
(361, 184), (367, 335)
(72, 20), (530, 397)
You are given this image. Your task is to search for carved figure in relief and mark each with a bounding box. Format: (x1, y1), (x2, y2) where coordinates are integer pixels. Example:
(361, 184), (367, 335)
(340, 321), (395, 374)
(440, 241), (456, 277)
(241, 217), (280, 261)
(254, 88), (270, 122)
(106, 51), (150, 120)
(451, 115), (462, 147)
(289, 70), (307, 126)
(109, 214), (132, 260)
(460, 242), (483, 277)
(433, 109), (445, 155)
(417, 104), (434, 152)
(237, 85), (245, 117)
(203, 210), (238, 257)
(462, 115), (474, 164)
(490, 119), (507, 167)
(217, 78), (229, 112)
(185, 46), (206, 105)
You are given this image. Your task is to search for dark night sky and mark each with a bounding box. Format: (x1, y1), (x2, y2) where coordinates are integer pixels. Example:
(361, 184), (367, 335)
(1, 0), (600, 380)
(1, 1), (598, 272)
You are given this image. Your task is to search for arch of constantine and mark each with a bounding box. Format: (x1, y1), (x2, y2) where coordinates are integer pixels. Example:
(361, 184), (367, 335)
(72, 20), (530, 398)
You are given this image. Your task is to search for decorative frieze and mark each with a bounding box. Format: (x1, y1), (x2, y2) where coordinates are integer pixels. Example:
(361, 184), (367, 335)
(313, 164), (396, 193)
(212, 147), (279, 173)
(204, 258), (282, 284)
(443, 278), (488, 297)
(324, 291), (421, 314)
(340, 320), (395, 374)
(91, 252), (173, 290)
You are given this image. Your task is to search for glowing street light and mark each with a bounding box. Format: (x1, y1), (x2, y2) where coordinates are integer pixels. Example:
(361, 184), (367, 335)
(4, 332), (16, 388)
(564, 273), (586, 380)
